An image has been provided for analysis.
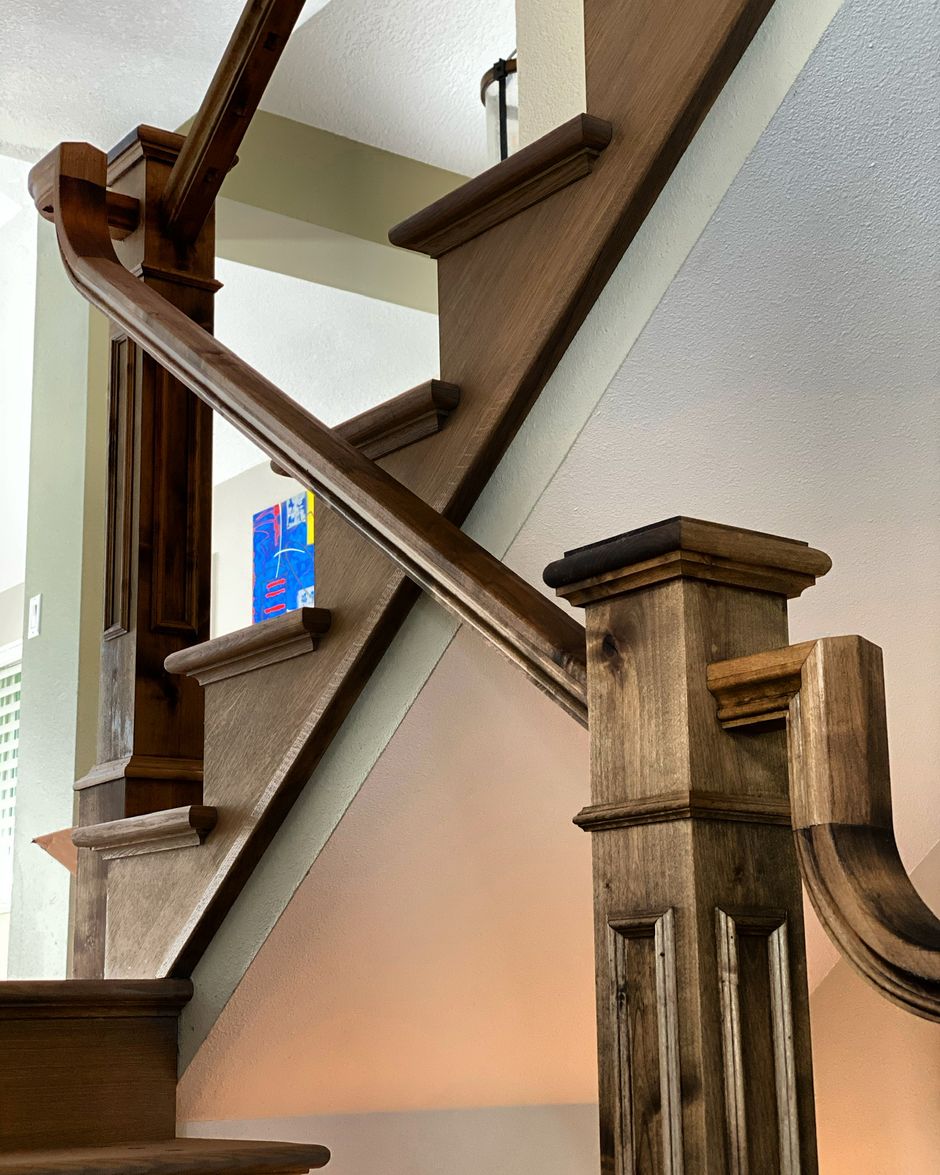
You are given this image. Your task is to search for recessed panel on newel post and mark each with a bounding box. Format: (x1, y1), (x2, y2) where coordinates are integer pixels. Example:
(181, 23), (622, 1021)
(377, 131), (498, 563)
(72, 126), (218, 978)
(544, 517), (831, 1173)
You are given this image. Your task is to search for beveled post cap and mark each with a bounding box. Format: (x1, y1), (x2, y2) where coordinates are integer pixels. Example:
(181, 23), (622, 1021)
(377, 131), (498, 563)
(543, 516), (832, 607)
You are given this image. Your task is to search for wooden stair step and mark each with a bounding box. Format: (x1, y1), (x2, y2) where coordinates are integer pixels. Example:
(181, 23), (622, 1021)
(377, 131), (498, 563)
(0, 980), (192, 1152)
(0, 1139), (330, 1174)
(164, 608), (332, 686)
(271, 378), (460, 476)
(71, 805), (218, 860)
(388, 113), (613, 257)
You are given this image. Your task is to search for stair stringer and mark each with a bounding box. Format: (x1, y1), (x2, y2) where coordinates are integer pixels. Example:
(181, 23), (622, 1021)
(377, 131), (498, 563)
(172, 0), (848, 1065)
(94, 0), (833, 989)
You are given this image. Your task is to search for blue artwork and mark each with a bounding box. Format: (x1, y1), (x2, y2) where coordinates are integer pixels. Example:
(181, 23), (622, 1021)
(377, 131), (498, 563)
(252, 491), (315, 624)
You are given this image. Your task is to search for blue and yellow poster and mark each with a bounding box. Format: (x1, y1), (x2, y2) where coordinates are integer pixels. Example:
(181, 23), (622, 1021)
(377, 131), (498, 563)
(251, 491), (315, 623)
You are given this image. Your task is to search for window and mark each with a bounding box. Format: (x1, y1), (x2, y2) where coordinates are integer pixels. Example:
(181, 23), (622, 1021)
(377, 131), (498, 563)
(0, 641), (22, 916)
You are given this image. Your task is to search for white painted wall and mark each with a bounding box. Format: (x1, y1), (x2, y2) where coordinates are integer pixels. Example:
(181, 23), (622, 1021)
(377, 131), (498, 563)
(210, 258), (440, 636)
(180, 1), (940, 1169)
(0, 154), (36, 596)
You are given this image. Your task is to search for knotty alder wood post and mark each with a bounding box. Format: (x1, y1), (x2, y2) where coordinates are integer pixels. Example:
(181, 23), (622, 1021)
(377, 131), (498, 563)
(72, 126), (218, 977)
(544, 518), (832, 1173)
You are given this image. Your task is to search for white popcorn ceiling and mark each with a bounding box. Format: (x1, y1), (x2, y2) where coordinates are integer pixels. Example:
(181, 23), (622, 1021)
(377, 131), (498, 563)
(1, 0), (514, 174)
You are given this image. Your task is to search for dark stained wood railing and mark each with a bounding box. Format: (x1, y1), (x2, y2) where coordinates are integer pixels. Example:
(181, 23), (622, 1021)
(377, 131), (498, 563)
(42, 142), (589, 725)
(709, 636), (940, 1022)
(161, 0), (308, 243)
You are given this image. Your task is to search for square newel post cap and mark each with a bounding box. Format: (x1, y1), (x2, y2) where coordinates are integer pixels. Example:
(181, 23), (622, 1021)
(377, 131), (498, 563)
(543, 516), (832, 607)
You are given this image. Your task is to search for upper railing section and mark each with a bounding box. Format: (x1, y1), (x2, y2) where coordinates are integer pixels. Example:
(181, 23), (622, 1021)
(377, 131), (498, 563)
(33, 142), (589, 725)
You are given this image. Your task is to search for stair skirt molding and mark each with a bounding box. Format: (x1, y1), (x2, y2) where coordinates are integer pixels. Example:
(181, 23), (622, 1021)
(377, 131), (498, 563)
(180, 0), (848, 1067)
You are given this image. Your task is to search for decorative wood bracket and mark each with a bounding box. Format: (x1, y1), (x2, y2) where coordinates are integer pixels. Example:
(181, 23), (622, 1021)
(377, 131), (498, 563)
(709, 635), (940, 1021)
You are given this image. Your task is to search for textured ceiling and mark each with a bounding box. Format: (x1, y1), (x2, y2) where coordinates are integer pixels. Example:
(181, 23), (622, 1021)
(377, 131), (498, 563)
(1, 0), (513, 173)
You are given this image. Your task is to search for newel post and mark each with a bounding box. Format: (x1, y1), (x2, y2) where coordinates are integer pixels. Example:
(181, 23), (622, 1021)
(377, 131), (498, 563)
(544, 517), (831, 1174)
(71, 126), (219, 977)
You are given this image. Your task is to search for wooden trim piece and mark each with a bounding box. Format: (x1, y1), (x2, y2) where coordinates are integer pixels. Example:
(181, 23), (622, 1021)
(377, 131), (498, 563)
(72, 806), (218, 860)
(715, 909), (802, 1171)
(270, 380), (460, 476)
(607, 910), (685, 1169)
(165, 608), (332, 685)
(575, 791), (791, 831)
(388, 114), (613, 257)
(0, 979), (192, 1018)
(0, 1139), (331, 1173)
(162, 0), (309, 243)
(74, 754), (204, 792)
(545, 516), (831, 604)
(47, 143), (589, 725)
(707, 640), (817, 727)
(713, 634), (940, 1022)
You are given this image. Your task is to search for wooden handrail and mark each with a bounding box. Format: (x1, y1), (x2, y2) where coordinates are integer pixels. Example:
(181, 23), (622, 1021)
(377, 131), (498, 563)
(161, 0), (308, 244)
(48, 141), (588, 725)
(709, 635), (940, 1021)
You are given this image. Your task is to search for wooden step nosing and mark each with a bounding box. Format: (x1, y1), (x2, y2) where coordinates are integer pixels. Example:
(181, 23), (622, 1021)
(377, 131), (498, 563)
(0, 978), (193, 1018)
(71, 805), (218, 860)
(388, 113), (613, 257)
(270, 377), (461, 476)
(0, 1138), (330, 1174)
(164, 607), (332, 685)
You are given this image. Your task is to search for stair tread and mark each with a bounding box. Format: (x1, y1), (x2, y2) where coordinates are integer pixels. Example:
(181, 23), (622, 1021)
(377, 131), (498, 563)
(0, 1139), (330, 1174)
(0, 978), (192, 1016)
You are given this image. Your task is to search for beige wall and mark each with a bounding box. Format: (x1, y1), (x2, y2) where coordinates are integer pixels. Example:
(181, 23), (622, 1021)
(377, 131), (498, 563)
(811, 843), (940, 1173)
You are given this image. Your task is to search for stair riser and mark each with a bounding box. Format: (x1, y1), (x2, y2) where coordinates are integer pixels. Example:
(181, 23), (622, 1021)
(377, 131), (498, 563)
(0, 1014), (177, 1150)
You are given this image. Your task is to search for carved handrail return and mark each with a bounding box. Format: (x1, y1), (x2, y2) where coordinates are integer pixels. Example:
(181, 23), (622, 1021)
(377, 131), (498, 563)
(39, 142), (589, 725)
(709, 635), (940, 1022)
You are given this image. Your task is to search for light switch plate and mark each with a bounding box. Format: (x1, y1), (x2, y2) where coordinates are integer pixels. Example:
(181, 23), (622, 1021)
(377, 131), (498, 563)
(27, 593), (41, 639)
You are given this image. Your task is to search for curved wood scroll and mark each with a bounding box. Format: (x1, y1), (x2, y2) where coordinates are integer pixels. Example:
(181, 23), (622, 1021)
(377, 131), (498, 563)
(44, 142), (588, 726)
(709, 635), (940, 1021)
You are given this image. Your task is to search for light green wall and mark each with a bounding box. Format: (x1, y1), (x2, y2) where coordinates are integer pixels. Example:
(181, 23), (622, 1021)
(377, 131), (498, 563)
(216, 111), (463, 246)
(7, 221), (108, 978)
(0, 585), (24, 647)
(212, 111), (466, 315)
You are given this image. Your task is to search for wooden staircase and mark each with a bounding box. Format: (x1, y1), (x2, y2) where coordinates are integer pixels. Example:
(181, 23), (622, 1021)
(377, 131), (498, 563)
(0, 980), (327, 1172)
(10, 0), (940, 1170)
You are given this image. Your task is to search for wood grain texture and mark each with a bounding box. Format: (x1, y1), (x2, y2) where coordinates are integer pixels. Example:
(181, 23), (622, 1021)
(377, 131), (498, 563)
(552, 519), (820, 1172)
(271, 379), (460, 474)
(707, 640), (816, 728)
(72, 806), (218, 859)
(0, 1139), (329, 1174)
(40, 0), (784, 981)
(165, 608), (332, 685)
(67, 125), (218, 977)
(389, 114), (613, 257)
(0, 980), (189, 1151)
(50, 143), (589, 723)
(162, 0), (308, 243)
(0, 979), (192, 1016)
(544, 516), (831, 605)
(709, 635), (940, 1021)
(28, 151), (139, 238)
